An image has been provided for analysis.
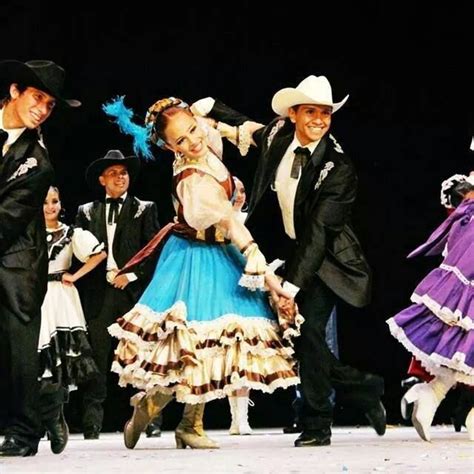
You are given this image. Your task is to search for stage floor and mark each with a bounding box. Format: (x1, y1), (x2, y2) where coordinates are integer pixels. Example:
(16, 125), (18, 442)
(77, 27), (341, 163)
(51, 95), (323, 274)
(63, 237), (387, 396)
(1, 425), (473, 473)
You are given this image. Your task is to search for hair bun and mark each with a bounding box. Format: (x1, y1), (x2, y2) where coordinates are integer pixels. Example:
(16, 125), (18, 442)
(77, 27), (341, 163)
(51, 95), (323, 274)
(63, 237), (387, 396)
(440, 174), (467, 208)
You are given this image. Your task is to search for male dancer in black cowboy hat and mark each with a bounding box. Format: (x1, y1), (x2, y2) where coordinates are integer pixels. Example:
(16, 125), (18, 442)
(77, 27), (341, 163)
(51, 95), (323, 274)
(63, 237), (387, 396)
(76, 150), (159, 439)
(193, 74), (386, 447)
(0, 60), (80, 457)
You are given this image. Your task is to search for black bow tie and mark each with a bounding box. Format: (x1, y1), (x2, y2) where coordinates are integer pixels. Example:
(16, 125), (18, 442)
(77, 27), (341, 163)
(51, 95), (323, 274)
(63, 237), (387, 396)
(105, 197), (124, 225)
(290, 146), (311, 179)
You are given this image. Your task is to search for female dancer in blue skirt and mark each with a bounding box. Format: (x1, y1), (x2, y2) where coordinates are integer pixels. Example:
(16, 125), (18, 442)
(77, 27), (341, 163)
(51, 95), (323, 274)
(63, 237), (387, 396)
(104, 97), (302, 449)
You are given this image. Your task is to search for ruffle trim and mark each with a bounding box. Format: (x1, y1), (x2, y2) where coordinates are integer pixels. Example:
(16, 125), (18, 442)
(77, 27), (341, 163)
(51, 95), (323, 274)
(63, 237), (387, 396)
(165, 375), (299, 404)
(39, 329), (99, 391)
(440, 263), (474, 287)
(108, 302), (302, 354)
(108, 301), (301, 404)
(387, 319), (474, 385)
(238, 273), (265, 291)
(411, 293), (474, 331)
(411, 266), (473, 330)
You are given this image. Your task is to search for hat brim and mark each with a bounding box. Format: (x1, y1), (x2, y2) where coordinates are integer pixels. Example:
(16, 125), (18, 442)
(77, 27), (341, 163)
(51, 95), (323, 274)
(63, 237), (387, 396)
(0, 60), (81, 108)
(85, 156), (141, 190)
(271, 88), (348, 116)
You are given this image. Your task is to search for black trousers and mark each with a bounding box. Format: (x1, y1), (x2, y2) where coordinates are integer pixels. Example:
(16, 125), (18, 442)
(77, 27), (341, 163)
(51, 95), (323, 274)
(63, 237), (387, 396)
(81, 284), (135, 430)
(0, 303), (42, 448)
(295, 276), (383, 433)
(0, 302), (70, 449)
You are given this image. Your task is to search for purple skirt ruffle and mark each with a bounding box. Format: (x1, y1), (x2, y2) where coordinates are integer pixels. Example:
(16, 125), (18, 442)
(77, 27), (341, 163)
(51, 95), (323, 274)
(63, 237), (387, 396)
(388, 302), (474, 385)
(412, 266), (474, 329)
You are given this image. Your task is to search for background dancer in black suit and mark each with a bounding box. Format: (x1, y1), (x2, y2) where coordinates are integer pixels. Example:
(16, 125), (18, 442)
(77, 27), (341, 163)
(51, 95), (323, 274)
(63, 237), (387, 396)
(76, 150), (159, 439)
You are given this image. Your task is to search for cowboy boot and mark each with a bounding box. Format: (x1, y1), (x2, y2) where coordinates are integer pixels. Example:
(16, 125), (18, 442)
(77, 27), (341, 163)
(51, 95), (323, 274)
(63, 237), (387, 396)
(124, 391), (173, 449)
(405, 376), (455, 441)
(175, 403), (219, 449)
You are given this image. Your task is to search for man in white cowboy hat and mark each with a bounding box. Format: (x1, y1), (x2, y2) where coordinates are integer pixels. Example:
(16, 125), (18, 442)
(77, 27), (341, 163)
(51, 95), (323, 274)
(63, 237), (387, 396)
(0, 60), (80, 456)
(76, 150), (159, 439)
(192, 74), (386, 447)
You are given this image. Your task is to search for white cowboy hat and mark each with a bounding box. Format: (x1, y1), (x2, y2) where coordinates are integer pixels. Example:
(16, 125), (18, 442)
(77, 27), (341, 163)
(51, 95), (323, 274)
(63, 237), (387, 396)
(271, 75), (349, 116)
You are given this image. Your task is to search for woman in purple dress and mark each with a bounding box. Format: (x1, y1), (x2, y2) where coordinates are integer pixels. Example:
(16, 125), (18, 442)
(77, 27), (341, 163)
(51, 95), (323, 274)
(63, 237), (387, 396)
(387, 174), (474, 441)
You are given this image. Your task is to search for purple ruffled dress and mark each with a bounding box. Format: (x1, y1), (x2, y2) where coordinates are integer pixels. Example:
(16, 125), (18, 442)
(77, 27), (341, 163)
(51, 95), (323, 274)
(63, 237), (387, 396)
(387, 199), (474, 385)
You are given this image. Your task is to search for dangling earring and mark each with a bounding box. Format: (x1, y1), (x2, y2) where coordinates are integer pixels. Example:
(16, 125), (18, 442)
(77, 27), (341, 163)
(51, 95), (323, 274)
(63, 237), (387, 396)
(174, 151), (183, 161)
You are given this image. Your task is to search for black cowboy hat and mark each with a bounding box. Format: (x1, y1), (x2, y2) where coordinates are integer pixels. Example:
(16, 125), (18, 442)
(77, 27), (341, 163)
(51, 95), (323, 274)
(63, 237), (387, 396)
(0, 59), (81, 108)
(85, 149), (141, 190)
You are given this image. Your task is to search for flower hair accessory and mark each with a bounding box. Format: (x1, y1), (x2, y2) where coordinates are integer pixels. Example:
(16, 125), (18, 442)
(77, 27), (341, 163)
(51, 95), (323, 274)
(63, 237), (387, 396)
(440, 174), (467, 208)
(102, 96), (154, 160)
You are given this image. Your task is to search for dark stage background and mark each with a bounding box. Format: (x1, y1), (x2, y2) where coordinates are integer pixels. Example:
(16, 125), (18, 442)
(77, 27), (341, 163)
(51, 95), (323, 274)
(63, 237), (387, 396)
(1, 2), (472, 432)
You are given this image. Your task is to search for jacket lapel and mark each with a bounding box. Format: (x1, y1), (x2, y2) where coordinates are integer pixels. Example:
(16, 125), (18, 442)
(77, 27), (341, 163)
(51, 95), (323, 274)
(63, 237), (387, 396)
(249, 133), (292, 215)
(94, 201), (107, 246)
(114, 195), (133, 237)
(0, 130), (37, 187)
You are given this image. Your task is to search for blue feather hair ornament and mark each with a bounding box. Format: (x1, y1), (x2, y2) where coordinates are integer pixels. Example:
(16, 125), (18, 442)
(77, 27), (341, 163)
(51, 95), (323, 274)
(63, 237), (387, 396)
(102, 96), (154, 160)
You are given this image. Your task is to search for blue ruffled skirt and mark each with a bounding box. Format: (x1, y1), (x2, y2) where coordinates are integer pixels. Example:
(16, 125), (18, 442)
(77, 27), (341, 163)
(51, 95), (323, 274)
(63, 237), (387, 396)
(140, 235), (275, 322)
(109, 234), (301, 403)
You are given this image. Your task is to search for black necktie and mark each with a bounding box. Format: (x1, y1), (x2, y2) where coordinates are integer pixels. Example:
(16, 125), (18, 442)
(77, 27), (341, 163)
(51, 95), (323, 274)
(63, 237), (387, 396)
(106, 197), (124, 225)
(290, 146), (311, 179)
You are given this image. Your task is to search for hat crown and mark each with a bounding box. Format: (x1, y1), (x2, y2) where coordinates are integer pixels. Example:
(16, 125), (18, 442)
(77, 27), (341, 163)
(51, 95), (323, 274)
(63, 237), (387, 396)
(0, 59), (80, 107)
(296, 75), (333, 104)
(271, 74), (348, 116)
(25, 60), (65, 94)
(103, 149), (126, 161)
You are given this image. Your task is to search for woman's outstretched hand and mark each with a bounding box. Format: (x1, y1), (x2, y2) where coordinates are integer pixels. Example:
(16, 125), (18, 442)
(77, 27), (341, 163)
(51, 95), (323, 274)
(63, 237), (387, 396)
(265, 272), (296, 318)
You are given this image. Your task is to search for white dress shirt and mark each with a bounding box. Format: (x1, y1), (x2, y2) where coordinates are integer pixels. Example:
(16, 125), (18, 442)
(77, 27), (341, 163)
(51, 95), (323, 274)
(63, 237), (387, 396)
(274, 136), (320, 239)
(0, 108), (26, 156)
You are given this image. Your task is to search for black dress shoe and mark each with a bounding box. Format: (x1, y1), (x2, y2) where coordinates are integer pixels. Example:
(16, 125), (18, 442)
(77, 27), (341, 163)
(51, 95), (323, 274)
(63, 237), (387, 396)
(283, 423), (302, 434)
(45, 411), (69, 454)
(365, 401), (387, 436)
(0, 437), (37, 457)
(294, 431), (331, 447)
(146, 413), (163, 438)
(146, 425), (162, 438)
(451, 389), (474, 432)
(83, 425), (100, 440)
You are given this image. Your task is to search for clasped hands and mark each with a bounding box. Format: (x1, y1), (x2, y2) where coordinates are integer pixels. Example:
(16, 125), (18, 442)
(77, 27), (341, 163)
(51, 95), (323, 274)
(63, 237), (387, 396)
(265, 272), (296, 319)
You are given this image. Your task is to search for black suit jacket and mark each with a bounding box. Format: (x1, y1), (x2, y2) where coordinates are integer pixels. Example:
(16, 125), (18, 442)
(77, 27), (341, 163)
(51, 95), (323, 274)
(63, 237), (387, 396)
(75, 195), (159, 319)
(0, 127), (54, 323)
(208, 101), (371, 307)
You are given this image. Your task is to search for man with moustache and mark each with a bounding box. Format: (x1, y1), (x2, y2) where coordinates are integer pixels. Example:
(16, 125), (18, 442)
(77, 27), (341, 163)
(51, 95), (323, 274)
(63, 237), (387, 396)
(76, 150), (159, 439)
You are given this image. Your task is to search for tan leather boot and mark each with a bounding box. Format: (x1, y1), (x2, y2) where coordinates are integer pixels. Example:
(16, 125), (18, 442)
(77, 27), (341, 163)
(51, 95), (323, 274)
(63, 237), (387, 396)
(124, 391), (173, 449)
(175, 403), (219, 449)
